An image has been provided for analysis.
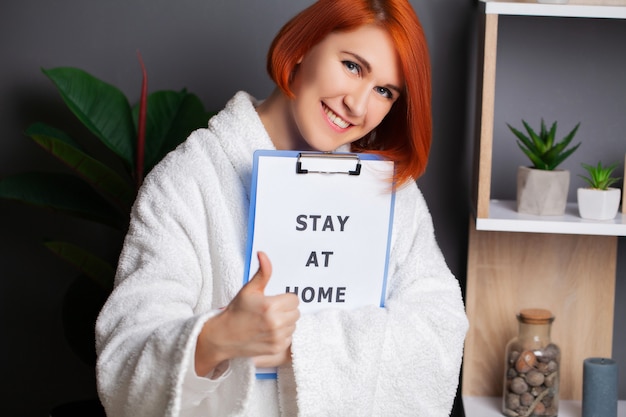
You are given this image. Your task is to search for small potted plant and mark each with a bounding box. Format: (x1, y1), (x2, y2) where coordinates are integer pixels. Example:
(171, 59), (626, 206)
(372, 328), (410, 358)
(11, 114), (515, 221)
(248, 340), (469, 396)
(577, 161), (622, 220)
(507, 119), (581, 215)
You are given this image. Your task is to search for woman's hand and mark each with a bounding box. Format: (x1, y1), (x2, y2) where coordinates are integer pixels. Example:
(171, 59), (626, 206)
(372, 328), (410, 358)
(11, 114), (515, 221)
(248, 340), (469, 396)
(194, 252), (300, 376)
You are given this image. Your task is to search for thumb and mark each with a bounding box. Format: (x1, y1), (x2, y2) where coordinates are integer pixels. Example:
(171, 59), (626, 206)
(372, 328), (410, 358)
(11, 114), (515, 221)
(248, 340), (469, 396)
(245, 251), (272, 293)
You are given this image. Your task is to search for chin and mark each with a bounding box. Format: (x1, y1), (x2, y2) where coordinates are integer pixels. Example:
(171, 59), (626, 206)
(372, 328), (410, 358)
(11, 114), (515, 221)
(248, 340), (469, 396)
(313, 145), (338, 152)
(304, 137), (351, 153)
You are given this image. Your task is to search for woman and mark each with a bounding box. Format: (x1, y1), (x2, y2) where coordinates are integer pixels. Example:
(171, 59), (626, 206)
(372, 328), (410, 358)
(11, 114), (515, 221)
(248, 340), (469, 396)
(95, 0), (468, 416)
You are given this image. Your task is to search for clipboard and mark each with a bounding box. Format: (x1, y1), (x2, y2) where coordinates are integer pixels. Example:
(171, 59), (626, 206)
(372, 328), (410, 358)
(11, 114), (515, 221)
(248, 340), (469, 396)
(242, 150), (396, 379)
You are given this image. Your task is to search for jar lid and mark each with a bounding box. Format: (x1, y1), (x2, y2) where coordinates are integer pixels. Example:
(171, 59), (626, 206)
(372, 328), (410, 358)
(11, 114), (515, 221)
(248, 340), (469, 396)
(518, 308), (554, 324)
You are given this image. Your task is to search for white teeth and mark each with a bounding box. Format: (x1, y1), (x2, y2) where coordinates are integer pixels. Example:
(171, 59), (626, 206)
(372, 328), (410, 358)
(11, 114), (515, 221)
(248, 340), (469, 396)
(324, 105), (350, 129)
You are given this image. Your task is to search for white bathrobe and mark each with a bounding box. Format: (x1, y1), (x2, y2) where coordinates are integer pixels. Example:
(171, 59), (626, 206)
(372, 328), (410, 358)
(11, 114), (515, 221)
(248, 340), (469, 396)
(95, 91), (468, 417)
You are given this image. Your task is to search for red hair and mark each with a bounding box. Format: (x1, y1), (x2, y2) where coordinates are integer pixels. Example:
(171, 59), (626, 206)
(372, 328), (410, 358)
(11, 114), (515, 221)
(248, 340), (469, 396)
(267, 0), (432, 186)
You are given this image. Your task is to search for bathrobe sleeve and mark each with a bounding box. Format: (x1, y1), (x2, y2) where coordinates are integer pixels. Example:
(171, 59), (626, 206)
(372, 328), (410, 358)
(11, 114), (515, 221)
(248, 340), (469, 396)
(95, 134), (256, 417)
(285, 182), (468, 416)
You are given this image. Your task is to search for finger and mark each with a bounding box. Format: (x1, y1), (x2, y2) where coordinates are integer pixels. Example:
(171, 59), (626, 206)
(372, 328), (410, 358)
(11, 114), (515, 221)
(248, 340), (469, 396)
(262, 311), (300, 335)
(253, 338), (293, 368)
(245, 251), (273, 294)
(266, 292), (300, 311)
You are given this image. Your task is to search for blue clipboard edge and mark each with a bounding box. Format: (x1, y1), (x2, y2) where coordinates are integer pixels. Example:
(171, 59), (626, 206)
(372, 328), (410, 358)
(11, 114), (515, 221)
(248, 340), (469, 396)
(242, 149), (396, 380)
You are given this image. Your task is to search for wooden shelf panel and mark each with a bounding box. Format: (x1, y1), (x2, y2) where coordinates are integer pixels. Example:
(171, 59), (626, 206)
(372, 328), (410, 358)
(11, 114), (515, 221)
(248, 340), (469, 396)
(475, 200), (626, 236)
(463, 228), (617, 400)
(463, 396), (626, 417)
(481, 0), (626, 19)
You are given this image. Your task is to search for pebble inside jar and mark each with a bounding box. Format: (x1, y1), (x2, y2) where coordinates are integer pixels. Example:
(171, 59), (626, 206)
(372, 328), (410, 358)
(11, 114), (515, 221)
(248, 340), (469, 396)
(502, 308), (560, 417)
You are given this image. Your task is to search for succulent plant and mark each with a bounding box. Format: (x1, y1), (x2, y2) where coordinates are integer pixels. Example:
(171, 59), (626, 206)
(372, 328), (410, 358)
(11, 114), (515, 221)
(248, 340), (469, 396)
(507, 119), (581, 170)
(579, 161), (621, 190)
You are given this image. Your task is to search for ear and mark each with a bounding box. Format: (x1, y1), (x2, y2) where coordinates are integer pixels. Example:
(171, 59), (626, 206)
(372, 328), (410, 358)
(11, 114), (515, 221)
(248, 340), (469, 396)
(289, 62), (302, 85)
(296, 56), (303, 64)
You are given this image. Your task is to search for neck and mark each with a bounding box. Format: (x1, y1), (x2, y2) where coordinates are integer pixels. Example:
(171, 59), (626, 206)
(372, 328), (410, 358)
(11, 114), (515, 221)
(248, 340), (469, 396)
(256, 88), (308, 151)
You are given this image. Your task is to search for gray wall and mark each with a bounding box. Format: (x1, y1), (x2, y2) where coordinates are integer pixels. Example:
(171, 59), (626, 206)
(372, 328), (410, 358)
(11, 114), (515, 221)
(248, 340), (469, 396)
(491, 15), (626, 200)
(0, 1), (623, 416)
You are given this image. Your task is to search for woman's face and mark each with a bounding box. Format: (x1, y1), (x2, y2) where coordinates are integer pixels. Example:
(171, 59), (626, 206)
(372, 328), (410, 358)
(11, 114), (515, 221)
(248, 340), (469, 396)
(288, 24), (403, 152)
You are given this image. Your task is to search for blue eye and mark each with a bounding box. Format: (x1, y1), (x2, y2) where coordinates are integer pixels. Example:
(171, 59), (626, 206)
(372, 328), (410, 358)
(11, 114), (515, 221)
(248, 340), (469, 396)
(342, 60), (361, 75)
(375, 86), (393, 99)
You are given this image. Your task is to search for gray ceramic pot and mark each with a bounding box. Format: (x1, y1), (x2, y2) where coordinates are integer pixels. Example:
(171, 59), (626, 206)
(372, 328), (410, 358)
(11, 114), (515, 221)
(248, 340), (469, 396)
(517, 166), (570, 216)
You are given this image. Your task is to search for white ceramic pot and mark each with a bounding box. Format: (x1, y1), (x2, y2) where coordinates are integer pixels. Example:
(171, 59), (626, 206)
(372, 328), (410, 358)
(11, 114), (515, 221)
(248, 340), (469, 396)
(517, 166), (570, 216)
(537, 0), (568, 3)
(577, 188), (621, 220)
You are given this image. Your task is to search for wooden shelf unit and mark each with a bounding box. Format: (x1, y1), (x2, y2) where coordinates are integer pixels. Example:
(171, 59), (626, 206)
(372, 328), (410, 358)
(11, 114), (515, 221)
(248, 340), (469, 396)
(463, 1), (626, 415)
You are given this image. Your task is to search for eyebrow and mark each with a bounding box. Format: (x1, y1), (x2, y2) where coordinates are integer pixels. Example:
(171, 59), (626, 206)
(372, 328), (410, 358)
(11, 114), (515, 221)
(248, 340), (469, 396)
(342, 51), (403, 95)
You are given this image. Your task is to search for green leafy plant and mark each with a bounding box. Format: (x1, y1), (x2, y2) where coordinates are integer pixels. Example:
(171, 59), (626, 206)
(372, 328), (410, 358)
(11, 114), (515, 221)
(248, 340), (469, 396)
(0, 57), (212, 364)
(579, 161), (621, 190)
(507, 119), (581, 170)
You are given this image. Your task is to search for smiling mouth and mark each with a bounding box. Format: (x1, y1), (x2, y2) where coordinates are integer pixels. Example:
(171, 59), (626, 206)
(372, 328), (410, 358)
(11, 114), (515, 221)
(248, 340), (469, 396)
(323, 104), (350, 129)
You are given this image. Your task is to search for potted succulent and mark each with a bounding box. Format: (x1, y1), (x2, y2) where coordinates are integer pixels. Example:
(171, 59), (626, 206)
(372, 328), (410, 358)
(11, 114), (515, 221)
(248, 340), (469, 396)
(577, 161), (622, 220)
(507, 119), (581, 215)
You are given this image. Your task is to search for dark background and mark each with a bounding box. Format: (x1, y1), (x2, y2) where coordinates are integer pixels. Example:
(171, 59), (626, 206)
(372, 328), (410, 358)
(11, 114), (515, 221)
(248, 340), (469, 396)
(0, 1), (624, 416)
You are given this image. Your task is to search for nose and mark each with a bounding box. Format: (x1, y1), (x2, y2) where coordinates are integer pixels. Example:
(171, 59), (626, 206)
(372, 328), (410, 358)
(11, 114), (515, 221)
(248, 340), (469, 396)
(343, 84), (370, 118)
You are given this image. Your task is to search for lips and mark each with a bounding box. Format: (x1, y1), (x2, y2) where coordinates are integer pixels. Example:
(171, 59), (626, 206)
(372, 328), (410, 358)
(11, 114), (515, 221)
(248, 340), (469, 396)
(323, 103), (350, 129)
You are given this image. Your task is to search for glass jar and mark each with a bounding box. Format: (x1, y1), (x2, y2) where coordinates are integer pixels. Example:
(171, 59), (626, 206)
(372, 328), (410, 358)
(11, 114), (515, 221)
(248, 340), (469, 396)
(502, 309), (560, 417)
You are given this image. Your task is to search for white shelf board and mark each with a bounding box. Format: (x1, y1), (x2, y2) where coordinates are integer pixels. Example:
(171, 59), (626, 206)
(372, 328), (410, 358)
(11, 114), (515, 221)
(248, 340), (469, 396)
(480, 0), (626, 19)
(475, 200), (626, 236)
(463, 396), (626, 417)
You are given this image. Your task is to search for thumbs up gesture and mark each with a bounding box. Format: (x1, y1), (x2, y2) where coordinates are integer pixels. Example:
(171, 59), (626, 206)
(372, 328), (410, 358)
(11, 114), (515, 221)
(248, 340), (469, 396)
(195, 252), (300, 375)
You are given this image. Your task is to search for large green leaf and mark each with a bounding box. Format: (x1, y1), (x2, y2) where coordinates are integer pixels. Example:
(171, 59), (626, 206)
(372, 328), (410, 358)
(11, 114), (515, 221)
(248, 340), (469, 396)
(43, 67), (136, 168)
(154, 92), (211, 162)
(26, 122), (135, 211)
(45, 241), (115, 290)
(132, 90), (210, 174)
(158, 93), (213, 168)
(0, 172), (126, 229)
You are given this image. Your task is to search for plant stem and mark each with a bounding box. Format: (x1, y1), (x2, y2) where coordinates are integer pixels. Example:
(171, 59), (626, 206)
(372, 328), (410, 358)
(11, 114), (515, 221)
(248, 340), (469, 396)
(136, 50), (147, 189)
